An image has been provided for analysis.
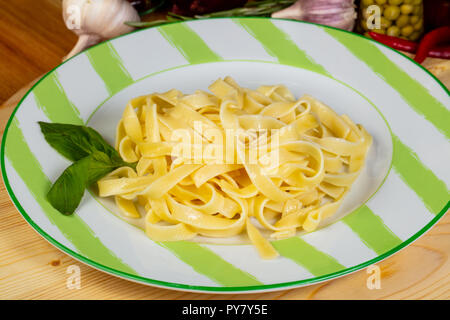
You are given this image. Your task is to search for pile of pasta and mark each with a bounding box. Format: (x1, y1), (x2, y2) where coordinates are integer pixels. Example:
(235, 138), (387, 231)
(97, 77), (372, 259)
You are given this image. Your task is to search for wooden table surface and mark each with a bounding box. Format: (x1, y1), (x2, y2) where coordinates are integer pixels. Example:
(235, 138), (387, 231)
(0, 0), (449, 300)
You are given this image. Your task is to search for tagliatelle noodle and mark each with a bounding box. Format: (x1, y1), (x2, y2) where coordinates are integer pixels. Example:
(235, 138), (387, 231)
(97, 77), (372, 259)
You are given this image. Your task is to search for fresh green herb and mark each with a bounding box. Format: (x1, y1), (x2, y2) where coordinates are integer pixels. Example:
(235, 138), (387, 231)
(137, 0), (167, 16)
(38, 122), (123, 162)
(125, 0), (296, 28)
(39, 122), (136, 215)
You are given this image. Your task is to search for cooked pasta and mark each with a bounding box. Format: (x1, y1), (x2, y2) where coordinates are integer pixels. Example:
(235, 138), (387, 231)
(97, 77), (372, 259)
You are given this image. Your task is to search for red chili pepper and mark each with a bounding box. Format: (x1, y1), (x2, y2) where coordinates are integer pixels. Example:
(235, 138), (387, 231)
(368, 32), (418, 53)
(414, 26), (450, 63)
(429, 45), (450, 59)
(368, 31), (450, 60)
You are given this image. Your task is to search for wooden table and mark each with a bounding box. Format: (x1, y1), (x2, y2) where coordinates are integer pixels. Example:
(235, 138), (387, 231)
(0, 0), (449, 300)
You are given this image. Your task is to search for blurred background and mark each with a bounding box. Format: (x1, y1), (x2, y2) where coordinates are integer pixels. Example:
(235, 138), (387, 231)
(0, 0), (448, 104)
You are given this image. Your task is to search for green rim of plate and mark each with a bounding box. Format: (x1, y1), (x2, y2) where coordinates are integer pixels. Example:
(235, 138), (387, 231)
(1, 17), (449, 293)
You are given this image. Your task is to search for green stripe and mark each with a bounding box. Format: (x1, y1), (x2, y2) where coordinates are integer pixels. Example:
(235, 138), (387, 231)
(33, 73), (83, 125)
(343, 205), (402, 255)
(325, 29), (450, 139)
(86, 42), (134, 95)
(159, 241), (262, 286)
(272, 237), (344, 276)
(159, 23), (222, 64)
(5, 118), (136, 275)
(235, 19), (330, 76)
(392, 135), (450, 214)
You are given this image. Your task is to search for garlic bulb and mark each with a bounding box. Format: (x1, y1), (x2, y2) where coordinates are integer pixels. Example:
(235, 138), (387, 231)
(272, 0), (357, 31)
(62, 0), (140, 60)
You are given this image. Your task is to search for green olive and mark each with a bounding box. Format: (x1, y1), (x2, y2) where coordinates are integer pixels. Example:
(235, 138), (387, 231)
(410, 15), (420, 24)
(375, 0), (387, 5)
(400, 4), (414, 14)
(414, 20), (423, 30)
(362, 0), (374, 6)
(388, 0), (403, 5)
(373, 28), (386, 34)
(396, 15), (410, 27)
(412, 0), (421, 4)
(380, 17), (392, 28)
(401, 25), (414, 36)
(409, 31), (421, 41)
(384, 5), (401, 20)
(412, 5), (422, 15)
(387, 26), (400, 37)
(403, 0), (413, 3)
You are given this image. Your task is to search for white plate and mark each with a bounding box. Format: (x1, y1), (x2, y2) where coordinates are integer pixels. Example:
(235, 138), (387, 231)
(2, 18), (449, 293)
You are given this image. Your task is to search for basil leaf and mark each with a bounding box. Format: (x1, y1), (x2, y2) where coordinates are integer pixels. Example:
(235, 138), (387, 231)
(47, 155), (92, 215)
(47, 151), (124, 215)
(38, 122), (122, 162)
(85, 151), (128, 185)
(40, 122), (137, 215)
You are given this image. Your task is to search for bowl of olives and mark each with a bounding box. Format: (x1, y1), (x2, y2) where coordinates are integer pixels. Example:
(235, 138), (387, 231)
(357, 0), (424, 41)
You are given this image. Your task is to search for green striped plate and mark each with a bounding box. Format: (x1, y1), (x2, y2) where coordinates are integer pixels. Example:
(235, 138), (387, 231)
(2, 18), (449, 293)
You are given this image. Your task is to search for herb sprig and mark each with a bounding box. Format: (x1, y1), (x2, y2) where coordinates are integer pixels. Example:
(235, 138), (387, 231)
(39, 122), (136, 215)
(126, 0), (296, 28)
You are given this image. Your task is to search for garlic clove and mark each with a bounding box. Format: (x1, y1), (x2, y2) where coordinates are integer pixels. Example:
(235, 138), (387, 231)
(272, 0), (357, 31)
(271, 0), (303, 20)
(62, 0), (140, 61)
(63, 34), (102, 61)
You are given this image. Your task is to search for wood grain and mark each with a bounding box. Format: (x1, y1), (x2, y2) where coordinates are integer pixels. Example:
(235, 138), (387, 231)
(0, 1), (449, 300)
(0, 0), (77, 104)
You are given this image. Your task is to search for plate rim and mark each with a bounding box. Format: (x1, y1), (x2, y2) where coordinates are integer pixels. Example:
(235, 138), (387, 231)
(1, 17), (449, 293)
